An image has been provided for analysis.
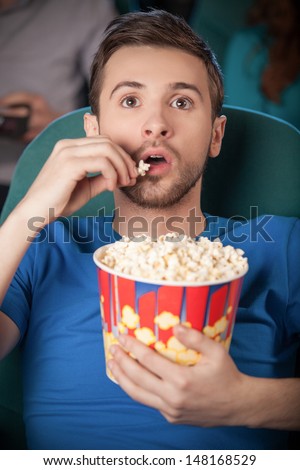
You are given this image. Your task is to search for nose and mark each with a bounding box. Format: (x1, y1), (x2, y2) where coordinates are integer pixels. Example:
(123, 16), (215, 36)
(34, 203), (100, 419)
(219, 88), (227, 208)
(141, 109), (173, 140)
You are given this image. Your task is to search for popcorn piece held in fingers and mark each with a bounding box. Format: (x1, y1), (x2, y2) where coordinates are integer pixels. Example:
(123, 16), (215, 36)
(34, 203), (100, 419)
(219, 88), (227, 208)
(137, 160), (150, 176)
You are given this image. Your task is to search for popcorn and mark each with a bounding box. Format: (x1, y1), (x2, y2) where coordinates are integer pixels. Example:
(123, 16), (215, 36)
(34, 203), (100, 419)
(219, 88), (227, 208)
(134, 327), (156, 345)
(203, 316), (228, 338)
(103, 331), (118, 362)
(137, 160), (150, 176)
(98, 233), (248, 283)
(154, 311), (180, 330)
(121, 305), (140, 329)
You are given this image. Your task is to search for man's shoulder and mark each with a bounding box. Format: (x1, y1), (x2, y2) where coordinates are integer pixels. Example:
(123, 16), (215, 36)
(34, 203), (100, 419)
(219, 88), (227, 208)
(207, 214), (299, 247)
(235, 214), (299, 240)
(34, 216), (116, 251)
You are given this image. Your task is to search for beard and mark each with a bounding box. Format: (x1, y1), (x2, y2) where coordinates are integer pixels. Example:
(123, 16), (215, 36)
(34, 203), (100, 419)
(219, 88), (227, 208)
(120, 145), (210, 209)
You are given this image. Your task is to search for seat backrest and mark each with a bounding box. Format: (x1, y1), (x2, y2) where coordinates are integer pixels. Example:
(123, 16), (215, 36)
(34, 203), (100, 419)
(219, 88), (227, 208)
(202, 105), (300, 219)
(0, 105), (299, 449)
(0, 349), (26, 449)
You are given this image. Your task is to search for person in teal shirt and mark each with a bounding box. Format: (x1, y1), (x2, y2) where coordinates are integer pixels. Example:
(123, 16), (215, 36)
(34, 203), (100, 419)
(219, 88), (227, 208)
(224, 0), (300, 129)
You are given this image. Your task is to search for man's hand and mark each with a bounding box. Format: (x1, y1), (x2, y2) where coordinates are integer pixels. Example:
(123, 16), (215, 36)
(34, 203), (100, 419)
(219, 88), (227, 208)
(0, 133), (138, 316)
(108, 325), (248, 427)
(109, 326), (300, 431)
(0, 91), (62, 142)
(19, 135), (138, 223)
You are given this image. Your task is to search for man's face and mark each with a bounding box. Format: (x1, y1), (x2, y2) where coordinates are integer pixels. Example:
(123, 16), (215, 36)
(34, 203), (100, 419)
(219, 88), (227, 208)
(98, 46), (224, 208)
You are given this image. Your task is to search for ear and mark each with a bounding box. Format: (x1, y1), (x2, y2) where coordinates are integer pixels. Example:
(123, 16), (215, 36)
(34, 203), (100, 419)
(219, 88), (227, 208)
(84, 113), (100, 137)
(208, 115), (226, 158)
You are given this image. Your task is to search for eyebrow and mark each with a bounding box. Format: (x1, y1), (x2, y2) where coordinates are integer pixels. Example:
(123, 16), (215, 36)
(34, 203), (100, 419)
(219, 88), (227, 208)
(110, 81), (144, 98)
(168, 82), (203, 101)
(109, 80), (203, 100)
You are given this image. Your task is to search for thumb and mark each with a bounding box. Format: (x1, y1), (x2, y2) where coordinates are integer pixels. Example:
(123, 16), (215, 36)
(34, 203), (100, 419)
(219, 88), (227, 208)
(173, 324), (224, 358)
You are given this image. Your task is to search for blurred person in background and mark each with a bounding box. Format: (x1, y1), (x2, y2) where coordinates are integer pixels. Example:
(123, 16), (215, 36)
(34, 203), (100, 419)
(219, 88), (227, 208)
(131, 0), (196, 21)
(0, 0), (117, 208)
(223, 0), (300, 129)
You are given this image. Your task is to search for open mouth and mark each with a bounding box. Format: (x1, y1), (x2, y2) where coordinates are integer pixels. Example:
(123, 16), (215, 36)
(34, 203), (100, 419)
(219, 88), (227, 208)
(144, 155), (167, 166)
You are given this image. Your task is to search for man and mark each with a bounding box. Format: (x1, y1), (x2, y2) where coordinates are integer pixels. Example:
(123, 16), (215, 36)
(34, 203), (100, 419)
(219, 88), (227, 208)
(0, 10), (299, 450)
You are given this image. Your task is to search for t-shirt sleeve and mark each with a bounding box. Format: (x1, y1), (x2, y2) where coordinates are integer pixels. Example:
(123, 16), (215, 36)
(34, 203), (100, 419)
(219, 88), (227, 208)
(0, 242), (36, 341)
(286, 219), (300, 338)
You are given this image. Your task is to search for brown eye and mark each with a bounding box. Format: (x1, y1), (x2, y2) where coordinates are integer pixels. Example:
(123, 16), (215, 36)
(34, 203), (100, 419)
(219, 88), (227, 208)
(171, 97), (192, 109)
(121, 96), (140, 108)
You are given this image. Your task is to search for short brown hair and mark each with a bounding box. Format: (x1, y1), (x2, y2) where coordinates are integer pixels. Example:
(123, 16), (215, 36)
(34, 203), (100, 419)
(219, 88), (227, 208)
(89, 9), (224, 120)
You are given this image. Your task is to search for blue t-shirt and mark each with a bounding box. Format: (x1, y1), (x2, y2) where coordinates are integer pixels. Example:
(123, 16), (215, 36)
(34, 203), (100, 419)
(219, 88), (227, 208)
(1, 214), (300, 450)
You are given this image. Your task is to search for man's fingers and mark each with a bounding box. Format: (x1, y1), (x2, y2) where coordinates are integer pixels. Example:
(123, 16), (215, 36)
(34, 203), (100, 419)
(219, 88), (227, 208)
(88, 174), (115, 197)
(22, 135), (139, 220)
(108, 346), (166, 410)
(109, 339), (203, 420)
(53, 137), (138, 181)
(173, 324), (225, 359)
(117, 334), (185, 384)
(48, 139), (133, 187)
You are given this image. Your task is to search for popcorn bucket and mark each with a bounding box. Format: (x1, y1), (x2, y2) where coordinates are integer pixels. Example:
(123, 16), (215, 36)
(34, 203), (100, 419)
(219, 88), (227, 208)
(93, 244), (248, 383)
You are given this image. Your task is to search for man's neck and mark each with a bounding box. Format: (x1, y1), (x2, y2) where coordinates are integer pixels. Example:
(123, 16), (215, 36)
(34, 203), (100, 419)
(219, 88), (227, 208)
(112, 188), (206, 239)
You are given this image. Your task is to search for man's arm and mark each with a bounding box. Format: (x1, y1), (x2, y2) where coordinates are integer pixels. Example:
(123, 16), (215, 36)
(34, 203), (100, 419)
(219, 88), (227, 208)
(108, 325), (300, 431)
(0, 312), (20, 361)
(0, 134), (138, 360)
(0, 205), (40, 360)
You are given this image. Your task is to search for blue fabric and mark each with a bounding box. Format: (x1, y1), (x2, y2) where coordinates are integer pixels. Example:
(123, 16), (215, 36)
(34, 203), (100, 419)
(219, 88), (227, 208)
(224, 26), (300, 130)
(1, 214), (300, 450)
